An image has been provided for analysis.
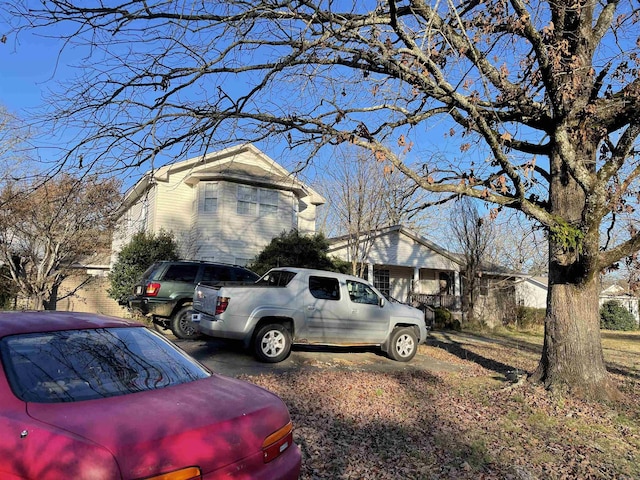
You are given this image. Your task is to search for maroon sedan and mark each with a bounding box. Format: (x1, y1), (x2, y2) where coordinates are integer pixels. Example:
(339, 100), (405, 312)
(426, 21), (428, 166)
(0, 311), (301, 479)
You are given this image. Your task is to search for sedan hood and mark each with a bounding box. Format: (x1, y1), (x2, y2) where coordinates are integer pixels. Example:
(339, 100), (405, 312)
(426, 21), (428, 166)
(26, 374), (291, 478)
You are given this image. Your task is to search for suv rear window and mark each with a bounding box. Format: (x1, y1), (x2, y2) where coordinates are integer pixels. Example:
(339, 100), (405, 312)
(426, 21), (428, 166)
(162, 264), (199, 282)
(140, 262), (164, 280)
(202, 265), (258, 283)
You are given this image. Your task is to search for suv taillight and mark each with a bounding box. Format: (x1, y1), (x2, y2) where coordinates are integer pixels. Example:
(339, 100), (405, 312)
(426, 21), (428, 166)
(215, 297), (230, 315)
(145, 282), (161, 297)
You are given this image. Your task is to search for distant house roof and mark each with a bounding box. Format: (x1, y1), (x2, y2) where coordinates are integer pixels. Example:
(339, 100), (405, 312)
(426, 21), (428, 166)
(601, 284), (633, 297)
(121, 143), (325, 212)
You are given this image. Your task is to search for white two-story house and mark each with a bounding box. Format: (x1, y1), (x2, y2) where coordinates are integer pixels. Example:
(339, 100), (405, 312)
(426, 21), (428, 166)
(112, 143), (325, 265)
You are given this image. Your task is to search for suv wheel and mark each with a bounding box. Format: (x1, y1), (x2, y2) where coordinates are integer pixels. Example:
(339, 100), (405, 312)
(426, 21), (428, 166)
(171, 306), (200, 340)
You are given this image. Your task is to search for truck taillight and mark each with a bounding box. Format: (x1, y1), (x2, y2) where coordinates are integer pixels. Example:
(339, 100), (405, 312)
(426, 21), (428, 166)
(215, 296), (230, 315)
(145, 282), (161, 297)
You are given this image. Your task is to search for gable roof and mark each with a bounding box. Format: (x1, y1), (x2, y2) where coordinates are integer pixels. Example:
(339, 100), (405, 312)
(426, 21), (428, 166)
(122, 143), (325, 209)
(328, 224), (465, 266)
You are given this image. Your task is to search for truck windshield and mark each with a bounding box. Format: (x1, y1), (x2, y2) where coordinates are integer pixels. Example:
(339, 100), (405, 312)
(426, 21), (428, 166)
(258, 270), (297, 287)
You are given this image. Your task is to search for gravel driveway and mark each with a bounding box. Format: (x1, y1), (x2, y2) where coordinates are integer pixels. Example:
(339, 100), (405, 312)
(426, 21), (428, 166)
(172, 334), (467, 377)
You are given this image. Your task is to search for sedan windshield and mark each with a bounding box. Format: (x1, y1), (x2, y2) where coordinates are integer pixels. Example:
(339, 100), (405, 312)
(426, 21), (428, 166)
(1, 327), (210, 403)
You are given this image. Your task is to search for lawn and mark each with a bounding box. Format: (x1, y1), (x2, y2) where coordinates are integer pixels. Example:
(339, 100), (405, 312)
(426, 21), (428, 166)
(242, 329), (640, 479)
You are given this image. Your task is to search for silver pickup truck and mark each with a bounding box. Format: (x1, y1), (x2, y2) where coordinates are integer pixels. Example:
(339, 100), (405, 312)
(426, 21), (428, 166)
(192, 267), (428, 363)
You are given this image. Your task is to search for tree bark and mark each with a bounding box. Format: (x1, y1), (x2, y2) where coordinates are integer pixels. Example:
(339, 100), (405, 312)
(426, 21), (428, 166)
(531, 140), (617, 400)
(531, 275), (613, 399)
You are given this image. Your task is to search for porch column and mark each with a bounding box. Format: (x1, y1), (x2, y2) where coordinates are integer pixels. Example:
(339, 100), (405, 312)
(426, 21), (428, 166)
(413, 267), (420, 293)
(454, 271), (461, 296)
(367, 263), (374, 281)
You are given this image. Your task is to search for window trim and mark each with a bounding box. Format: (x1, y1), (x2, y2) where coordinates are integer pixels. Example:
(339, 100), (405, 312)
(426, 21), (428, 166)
(200, 182), (218, 213)
(236, 185), (279, 217)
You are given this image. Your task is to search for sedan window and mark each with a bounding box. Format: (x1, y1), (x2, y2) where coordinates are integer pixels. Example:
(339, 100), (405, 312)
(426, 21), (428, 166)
(1, 327), (210, 403)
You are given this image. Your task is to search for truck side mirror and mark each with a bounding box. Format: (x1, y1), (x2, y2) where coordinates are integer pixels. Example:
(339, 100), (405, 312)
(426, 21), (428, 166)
(378, 297), (385, 307)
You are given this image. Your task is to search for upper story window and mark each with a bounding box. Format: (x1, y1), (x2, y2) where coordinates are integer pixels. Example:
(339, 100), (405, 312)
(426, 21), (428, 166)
(237, 185), (279, 216)
(200, 182), (218, 213)
(237, 185), (258, 215)
(260, 189), (279, 216)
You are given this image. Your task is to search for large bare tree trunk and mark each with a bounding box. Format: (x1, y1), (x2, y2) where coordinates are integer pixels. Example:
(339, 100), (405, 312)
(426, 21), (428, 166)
(531, 275), (612, 399)
(531, 143), (615, 400)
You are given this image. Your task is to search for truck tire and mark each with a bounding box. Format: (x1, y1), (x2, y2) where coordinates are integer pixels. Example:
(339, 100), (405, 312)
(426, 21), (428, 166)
(388, 327), (418, 362)
(253, 324), (292, 363)
(170, 305), (200, 340)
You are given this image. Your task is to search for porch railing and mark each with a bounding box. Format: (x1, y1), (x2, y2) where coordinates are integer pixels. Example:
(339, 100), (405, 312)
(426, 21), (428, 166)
(408, 293), (462, 311)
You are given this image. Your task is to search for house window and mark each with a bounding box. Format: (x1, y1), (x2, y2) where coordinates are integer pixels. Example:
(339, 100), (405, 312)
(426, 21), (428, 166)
(374, 269), (390, 297)
(201, 182), (218, 213)
(260, 188), (279, 216)
(479, 277), (489, 296)
(237, 185), (279, 216)
(237, 185), (258, 215)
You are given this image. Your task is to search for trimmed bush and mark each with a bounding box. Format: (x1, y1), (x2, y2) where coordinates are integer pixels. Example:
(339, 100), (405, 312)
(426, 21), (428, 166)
(600, 300), (637, 331)
(433, 307), (461, 330)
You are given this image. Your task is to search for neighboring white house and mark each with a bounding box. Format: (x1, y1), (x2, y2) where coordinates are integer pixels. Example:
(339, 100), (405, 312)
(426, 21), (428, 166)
(327, 225), (464, 308)
(514, 276), (548, 309)
(599, 284), (640, 324)
(111, 143), (325, 265)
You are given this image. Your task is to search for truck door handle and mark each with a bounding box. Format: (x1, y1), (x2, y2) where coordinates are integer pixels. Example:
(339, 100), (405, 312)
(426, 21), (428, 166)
(306, 305), (315, 311)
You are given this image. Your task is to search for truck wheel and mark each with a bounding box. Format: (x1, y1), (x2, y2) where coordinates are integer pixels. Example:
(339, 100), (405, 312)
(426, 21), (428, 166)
(253, 324), (292, 363)
(388, 327), (418, 362)
(170, 306), (200, 340)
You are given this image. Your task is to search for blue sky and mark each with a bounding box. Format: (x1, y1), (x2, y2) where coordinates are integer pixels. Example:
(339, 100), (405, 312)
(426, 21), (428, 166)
(1, 30), (67, 112)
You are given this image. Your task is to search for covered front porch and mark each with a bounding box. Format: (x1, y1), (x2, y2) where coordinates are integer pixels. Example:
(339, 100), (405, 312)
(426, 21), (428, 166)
(361, 263), (463, 312)
(328, 225), (466, 316)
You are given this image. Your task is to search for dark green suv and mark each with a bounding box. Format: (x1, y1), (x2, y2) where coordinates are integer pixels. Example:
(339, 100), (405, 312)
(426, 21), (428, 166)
(128, 260), (259, 339)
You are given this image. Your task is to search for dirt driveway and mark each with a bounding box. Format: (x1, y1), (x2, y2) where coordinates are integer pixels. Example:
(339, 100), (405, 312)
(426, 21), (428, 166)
(172, 333), (467, 378)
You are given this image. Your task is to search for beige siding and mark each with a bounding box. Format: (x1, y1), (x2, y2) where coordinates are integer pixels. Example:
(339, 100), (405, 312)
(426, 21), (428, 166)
(110, 186), (156, 265)
(474, 277), (516, 327)
(334, 231), (460, 271)
(153, 175), (195, 258)
(111, 144), (323, 265)
(297, 196), (317, 235)
(192, 181), (297, 264)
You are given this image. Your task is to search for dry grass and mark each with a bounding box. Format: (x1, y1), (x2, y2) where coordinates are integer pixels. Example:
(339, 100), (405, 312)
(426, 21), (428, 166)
(242, 329), (640, 479)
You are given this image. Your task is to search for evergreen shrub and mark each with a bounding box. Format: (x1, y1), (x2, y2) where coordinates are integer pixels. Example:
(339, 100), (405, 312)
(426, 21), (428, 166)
(599, 300), (637, 331)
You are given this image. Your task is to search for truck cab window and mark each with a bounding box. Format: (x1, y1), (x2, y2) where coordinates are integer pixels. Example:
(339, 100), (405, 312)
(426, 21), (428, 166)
(309, 276), (340, 300)
(347, 280), (379, 305)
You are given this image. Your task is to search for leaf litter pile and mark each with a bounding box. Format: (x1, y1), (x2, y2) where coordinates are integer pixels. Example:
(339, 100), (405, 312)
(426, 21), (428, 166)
(242, 332), (640, 479)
